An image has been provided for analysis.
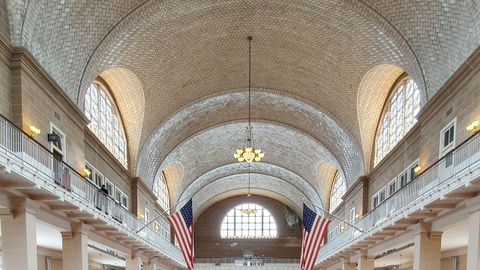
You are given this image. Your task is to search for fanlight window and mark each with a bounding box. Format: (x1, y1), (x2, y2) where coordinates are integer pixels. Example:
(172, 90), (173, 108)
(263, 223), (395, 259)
(329, 172), (346, 212)
(153, 173), (170, 211)
(220, 203), (277, 239)
(85, 82), (127, 167)
(375, 77), (421, 165)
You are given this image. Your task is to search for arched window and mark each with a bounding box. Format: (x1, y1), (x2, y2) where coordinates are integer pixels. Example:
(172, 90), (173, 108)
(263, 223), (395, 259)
(329, 171), (346, 212)
(153, 173), (170, 211)
(375, 77), (421, 165)
(85, 82), (127, 167)
(220, 203), (277, 239)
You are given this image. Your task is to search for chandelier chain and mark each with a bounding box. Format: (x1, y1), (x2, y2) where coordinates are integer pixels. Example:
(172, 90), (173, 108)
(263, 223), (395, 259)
(248, 36), (252, 126)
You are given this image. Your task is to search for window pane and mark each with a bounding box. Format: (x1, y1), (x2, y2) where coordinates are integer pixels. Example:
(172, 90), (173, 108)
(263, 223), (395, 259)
(84, 83), (128, 167)
(220, 203), (278, 239)
(375, 78), (420, 165)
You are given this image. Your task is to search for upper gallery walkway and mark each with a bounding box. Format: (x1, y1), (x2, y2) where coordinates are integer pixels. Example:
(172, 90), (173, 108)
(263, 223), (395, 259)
(0, 115), (184, 267)
(317, 131), (480, 267)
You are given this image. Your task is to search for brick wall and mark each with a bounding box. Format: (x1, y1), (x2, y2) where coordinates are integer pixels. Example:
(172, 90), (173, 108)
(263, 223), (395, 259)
(194, 195), (301, 259)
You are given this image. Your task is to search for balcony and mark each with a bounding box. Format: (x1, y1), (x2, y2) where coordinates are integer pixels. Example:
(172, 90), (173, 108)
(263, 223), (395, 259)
(317, 132), (480, 265)
(0, 116), (184, 266)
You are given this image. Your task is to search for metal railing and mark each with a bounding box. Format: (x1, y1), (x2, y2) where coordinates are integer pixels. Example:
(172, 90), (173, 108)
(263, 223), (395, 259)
(318, 132), (480, 261)
(196, 257), (300, 265)
(0, 116), (182, 263)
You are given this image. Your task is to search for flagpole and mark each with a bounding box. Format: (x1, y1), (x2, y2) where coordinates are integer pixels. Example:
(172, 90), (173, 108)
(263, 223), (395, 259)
(305, 200), (364, 233)
(136, 195), (192, 234)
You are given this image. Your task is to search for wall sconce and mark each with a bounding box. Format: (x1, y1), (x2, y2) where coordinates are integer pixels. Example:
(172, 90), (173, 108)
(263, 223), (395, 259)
(414, 166), (422, 174)
(83, 168), (91, 178)
(29, 125), (41, 137)
(466, 121), (479, 133)
(355, 213), (360, 220)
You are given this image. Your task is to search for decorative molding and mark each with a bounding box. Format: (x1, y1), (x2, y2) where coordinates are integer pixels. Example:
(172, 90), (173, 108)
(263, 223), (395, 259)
(0, 35), (12, 65)
(0, 208), (13, 220)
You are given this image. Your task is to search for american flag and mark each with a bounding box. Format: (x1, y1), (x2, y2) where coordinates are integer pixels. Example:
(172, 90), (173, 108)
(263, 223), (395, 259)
(300, 204), (331, 270)
(168, 199), (194, 270)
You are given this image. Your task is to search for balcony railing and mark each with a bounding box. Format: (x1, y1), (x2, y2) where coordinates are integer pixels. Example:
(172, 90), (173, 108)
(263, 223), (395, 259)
(317, 132), (480, 262)
(196, 257), (300, 265)
(0, 116), (183, 264)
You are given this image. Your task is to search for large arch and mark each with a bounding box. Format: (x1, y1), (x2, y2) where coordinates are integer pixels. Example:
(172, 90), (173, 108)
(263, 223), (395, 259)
(356, 64), (428, 171)
(138, 90), (364, 190)
(316, 161), (340, 209)
(98, 67), (145, 170)
(191, 174), (312, 218)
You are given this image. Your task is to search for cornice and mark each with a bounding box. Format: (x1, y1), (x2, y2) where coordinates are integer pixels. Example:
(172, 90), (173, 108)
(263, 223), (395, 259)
(418, 45), (480, 123)
(343, 175), (368, 200)
(10, 46), (89, 127)
(0, 35), (12, 65)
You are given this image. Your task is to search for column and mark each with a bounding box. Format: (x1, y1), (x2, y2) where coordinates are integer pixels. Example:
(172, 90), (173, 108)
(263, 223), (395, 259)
(0, 199), (38, 270)
(357, 249), (374, 270)
(126, 256), (143, 270)
(342, 257), (355, 270)
(466, 196), (480, 270)
(413, 222), (442, 270)
(144, 261), (158, 270)
(61, 223), (89, 270)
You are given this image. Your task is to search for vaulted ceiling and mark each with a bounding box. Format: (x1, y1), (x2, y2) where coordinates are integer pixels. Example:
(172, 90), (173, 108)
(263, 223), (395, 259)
(2, 0), (479, 213)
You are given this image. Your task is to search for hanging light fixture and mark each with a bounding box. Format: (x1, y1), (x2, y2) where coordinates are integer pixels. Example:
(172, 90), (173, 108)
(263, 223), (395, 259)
(234, 36), (265, 163)
(240, 165), (257, 215)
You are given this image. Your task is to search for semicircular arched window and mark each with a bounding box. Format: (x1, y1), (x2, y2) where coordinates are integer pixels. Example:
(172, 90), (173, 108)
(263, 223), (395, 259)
(84, 82), (127, 167)
(329, 171), (346, 212)
(153, 173), (170, 211)
(375, 76), (421, 165)
(220, 203), (277, 239)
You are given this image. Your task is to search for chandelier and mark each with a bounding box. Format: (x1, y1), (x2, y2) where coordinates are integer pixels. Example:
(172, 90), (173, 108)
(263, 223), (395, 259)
(241, 208), (257, 215)
(234, 36), (265, 163)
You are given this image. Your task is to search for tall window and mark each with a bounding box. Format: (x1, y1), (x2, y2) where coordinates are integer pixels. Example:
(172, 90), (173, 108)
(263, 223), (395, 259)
(85, 82), (127, 167)
(153, 173), (170, 211)
(220, 203), (277, 239)
(375, 77), (421, 165)
(329, 172), (346, 212)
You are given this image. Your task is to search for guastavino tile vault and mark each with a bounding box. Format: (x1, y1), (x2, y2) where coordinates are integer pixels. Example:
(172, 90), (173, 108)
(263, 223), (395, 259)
(0, 1), (479, 270)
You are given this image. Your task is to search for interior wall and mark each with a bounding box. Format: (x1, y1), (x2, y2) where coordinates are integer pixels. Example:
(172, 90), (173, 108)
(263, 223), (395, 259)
(0, 0), (9, 40)
(84, 130), (132, 210)
(194, 195), (301, 259)
(363, 51), (480, 211)
(0, 36), (11, 120)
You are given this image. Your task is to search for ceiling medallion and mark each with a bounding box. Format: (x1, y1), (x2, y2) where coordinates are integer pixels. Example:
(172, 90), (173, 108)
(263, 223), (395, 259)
(234, 36), (265, 163)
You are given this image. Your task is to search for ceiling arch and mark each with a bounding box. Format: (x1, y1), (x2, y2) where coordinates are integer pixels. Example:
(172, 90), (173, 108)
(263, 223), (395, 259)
(99, 67), (145, 170)
(178, 164), (323, 212)
(357, 64), (406, 172)
(190, 174), (311, 218)
(137, 90), (364, 189)
(316, 161), (339, 209)
(157, 121), (339, 202)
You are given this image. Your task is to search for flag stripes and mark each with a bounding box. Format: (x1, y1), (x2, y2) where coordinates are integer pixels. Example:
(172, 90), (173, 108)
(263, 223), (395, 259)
(168, 199), (194, 270)
(300, 204), (331, 270)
